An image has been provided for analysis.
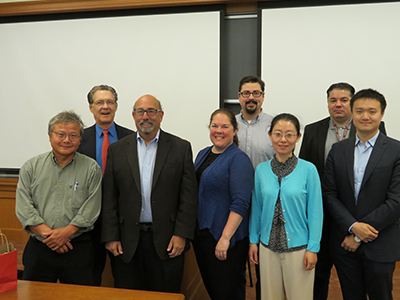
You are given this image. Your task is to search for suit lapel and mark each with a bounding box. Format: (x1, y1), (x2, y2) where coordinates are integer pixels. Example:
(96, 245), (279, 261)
(349, 120), (356, 137)
(125, 134), (142, 193)
(85, 125), (96, 159)
(152, 130), (171, 189)
(361, 133), (386, 190)
(345, 136), (356, 195)
(316, 118), (330, 165)
(115, 123), (121, 139)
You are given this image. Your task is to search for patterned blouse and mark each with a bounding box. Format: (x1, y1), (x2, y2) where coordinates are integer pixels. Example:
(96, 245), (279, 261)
(265, 154), (307, 253)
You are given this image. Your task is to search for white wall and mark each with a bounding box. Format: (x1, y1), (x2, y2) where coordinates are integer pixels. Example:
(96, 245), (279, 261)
(261, 2), (400, 147)
(1, 10), (220, 168)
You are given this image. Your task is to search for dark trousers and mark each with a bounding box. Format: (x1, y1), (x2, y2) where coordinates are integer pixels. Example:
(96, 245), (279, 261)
(113, 230), (184, 293)
(22, 234), (94, 285)
(332, 245), (395, 300)
(193, 230), (249, 300)
(90, 218), (118, 287)
(314, 220), (333, 300)
(90, 218), (106, 286)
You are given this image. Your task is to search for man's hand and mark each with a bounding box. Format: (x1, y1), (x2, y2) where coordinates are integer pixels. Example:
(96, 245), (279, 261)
(167, 235), (186, 258)
(105, 241), (123, 256)
(43, 225), (78, 251)
(351, 222), (378, 242)
(304, 251), (318, 270)
(28, 223), (52, 239)
(55, 242), (74, 254)
(341, 235), (361, 252)
(249, 243), (259, 265)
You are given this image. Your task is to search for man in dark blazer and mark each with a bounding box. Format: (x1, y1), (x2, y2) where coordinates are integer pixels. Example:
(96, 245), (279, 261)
(323, 89), (400, 300)
(77, 84), (134, 286)
(101, 94), (197, 293)
(299, 83), (386, 300)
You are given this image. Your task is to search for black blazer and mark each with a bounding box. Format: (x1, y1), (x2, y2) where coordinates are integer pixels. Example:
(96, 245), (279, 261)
(323, 133), (400, 263)
(299, 117), (386, 179)
(77, 123), (134, 159)
(101, 130), (198, 262)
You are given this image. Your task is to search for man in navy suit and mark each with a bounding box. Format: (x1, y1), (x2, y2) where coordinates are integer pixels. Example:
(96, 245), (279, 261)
(323, 89), (400, 300)
(299, 83), (386, 300)
(77, 84), (133, 286)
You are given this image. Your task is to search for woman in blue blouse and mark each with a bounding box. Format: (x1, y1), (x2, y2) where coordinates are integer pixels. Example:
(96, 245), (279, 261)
(249, 113), (323, 300)
(193, 108), (254, 300)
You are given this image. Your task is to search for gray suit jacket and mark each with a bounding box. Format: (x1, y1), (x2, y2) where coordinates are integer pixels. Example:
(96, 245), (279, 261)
(101, 130), (198, 262)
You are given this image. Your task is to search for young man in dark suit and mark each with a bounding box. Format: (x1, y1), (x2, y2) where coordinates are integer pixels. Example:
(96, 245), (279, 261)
(77, 85), (133, 286)
(299, 83), (386, 300)
(101, 94), (197, 293)
(323, 89), (400, 300)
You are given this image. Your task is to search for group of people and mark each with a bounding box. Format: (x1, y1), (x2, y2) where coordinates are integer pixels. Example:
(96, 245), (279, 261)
(15, 76), (400, 300)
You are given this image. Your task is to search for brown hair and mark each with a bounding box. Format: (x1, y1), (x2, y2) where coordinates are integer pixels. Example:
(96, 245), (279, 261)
(209, 108), (239, 145)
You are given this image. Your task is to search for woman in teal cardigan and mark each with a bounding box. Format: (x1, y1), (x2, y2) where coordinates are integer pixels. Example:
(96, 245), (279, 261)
(249, 113), (323, 300)
(193, 108), (253, 300)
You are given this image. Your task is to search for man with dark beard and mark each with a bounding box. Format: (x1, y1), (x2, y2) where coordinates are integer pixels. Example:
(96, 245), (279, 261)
(235, 76), (274, 300)
(236, 76), (274, 170)
(101, 94), (197, 293)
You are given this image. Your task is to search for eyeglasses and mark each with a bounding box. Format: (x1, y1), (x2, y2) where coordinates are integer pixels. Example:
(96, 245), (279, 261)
(271, 132), (297, 141)
(52, 131), (81, 142)
(239, 91), (263, 98)
(134, 108), (161, 117)
(93, 100), (116, 106)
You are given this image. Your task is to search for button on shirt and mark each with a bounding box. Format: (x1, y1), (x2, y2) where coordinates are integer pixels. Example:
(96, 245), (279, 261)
(95, 123), (118, 172)
(354, 132), (379, 202)
(15, 151), (102, 241)
(236, 111), (275, 169)
(137, 130), (160, 223)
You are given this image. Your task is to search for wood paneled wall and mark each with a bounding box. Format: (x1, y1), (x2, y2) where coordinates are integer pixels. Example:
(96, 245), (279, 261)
(0, 178), (29, 244)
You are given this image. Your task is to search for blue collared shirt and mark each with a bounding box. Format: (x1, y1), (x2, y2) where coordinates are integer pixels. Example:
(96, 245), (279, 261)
(354, 131), (379, 202)
(95, 123), (118, 172)
(137, 130), (160, 223)
(349, 131), (379, 233)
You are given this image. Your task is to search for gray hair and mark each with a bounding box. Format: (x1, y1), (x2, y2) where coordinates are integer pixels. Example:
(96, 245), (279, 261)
(48, 110), (85, 137)
(87, 84), (118, 104)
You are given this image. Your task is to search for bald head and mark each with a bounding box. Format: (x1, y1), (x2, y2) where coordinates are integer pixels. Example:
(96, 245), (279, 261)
(132, 94), (164, 144)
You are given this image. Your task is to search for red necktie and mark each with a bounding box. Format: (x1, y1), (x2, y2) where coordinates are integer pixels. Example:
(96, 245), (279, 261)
(102, 130), (110, 175)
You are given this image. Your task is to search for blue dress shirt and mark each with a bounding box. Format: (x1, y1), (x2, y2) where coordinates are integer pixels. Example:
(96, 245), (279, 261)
(354, 131), (379, 202)
(349, 131), (379, 232)
(137, 130), (160, 223)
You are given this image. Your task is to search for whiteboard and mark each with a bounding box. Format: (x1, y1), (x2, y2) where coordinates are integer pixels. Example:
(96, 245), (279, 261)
(0, 9), (220, 169)
(261, 1), (400, 145)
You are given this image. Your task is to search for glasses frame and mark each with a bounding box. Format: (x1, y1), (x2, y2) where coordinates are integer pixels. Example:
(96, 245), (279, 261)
(134, 108), (162, 117)
(52, 131), (81, 142)
(238, 91), (264, 98)
(270, 132), (298, 141)
(93, 100), (116, 106)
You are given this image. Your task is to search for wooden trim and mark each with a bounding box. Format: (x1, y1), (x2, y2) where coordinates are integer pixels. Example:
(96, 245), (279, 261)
(0, 0), (226, 17)
(0, 0), (276, 17)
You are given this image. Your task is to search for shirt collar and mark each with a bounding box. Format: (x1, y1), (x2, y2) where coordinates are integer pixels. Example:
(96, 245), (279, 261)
(355, 130), (380, 147)
(95, 122), (116, 138)
(137, 129), (161, 144)
(240, 111), (262, 123)
(50, 151), (76, 167)
(329, 117), (352, 129)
